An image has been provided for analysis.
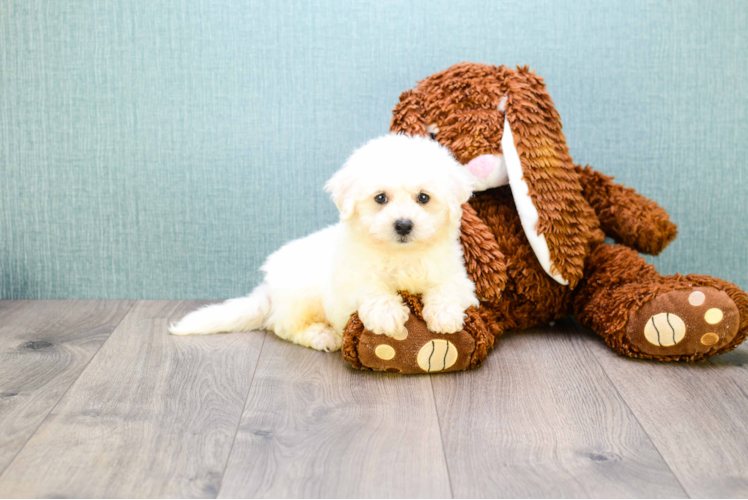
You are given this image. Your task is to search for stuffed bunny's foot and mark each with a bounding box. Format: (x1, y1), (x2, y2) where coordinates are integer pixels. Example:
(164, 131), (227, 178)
(625, 287), (740, 359)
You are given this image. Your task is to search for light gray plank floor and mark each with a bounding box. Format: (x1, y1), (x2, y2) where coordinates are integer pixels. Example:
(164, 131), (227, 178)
(432, 322), (686, 498)
(218, 333), (451, 498)
(0, 300), (134, 475)
(586, 329), (748, 498)
(0, 301), (746, 498)
(0, 301), (265, 498)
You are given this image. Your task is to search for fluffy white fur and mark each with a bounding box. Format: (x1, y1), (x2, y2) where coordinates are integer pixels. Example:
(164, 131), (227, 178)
(169, 134), (479, 351)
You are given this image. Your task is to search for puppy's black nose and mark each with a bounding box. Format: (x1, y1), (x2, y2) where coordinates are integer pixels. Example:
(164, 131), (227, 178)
(394, 219), (413, 236)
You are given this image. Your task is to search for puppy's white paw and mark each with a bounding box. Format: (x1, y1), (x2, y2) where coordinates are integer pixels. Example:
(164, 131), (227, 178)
(423, 302), (466, 334)
(359, 296), (410, 338)
(300, 323), (342, 352)
(310, 331), (342, 352)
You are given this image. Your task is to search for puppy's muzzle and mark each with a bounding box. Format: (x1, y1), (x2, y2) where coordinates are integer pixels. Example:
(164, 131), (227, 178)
(394, 219), (413, 236)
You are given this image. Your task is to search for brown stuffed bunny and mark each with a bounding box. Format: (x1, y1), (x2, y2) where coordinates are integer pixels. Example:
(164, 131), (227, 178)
(343, 63), (747, 373)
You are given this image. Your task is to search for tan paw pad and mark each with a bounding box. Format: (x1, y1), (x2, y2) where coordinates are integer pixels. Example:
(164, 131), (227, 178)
(417, 339), (458, 372)
(375, 344), (396, 360)
(391, 329), (408, 341)
(700, 333), (720, 346)
(688, 290), (706, 306)
(643, 313), (686, 347)
(704, 308), (723, 325)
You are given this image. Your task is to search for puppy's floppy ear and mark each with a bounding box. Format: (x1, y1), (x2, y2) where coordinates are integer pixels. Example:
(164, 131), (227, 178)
(324, 164), (358, 220)
(390, 89), (427, 136)
(444, 164), (475, 223)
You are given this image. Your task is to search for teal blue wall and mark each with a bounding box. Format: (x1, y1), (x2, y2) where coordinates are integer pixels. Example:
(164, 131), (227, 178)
(1, 0), (746, 299)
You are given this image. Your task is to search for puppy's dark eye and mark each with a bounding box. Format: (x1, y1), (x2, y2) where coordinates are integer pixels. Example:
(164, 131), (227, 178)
(429, 132), (437, 140)
(417, 193), (430, 204)
(374, 193), (387, 204)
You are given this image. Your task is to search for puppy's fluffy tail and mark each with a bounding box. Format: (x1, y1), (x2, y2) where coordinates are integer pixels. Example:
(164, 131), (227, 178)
(169, 284), (271, 336)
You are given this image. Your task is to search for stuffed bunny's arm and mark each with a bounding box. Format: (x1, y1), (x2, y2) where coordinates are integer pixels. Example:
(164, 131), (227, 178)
(576, 165), (677, 255)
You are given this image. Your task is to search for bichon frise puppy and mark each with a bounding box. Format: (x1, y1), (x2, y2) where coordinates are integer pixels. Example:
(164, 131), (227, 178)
(169, 134), (479, 351)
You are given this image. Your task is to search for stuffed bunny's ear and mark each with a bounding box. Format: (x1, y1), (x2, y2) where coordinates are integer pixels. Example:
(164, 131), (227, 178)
(501, 67), (601, 288)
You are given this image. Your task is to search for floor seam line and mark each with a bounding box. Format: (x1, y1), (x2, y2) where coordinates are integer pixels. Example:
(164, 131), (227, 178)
(215, 330), (268, 499)
(431, 375), (455, 499)
(0, 299), (137, 482)
(577, 322), (692, 498)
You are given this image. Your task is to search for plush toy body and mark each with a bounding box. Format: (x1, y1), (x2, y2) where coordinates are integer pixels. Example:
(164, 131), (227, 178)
(343, 63), (747, 373)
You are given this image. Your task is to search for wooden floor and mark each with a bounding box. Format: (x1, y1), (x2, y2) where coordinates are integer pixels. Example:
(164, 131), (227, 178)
(0, 301), (747, 498)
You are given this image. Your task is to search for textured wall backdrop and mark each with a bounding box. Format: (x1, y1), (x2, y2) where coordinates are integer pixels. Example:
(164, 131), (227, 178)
(1, 0), (746, 299)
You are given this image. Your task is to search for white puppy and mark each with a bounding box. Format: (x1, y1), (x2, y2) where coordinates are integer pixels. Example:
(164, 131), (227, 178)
(169, 134), (479, 351)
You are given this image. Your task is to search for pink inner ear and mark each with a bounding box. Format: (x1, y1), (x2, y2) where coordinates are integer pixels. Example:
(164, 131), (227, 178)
(466, 155), (496, 180)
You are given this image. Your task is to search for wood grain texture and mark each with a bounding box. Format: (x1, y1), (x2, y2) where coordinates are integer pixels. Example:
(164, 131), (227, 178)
(0, 300), (134, 475)
(218, 334), (451, 499)
(432, 322), (687, 498)
(0, 300), (266, 498)
(2, 300), (747, 498)
(591, 333), (748, 497)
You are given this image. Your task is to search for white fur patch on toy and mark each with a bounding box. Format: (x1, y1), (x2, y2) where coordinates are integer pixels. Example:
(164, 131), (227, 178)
(502, 117), (569, 285)
(498, 95), (508, 112)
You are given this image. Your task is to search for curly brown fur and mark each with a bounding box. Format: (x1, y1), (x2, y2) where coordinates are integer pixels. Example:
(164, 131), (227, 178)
(339, 61), (748, 370)
(459, 202), (508, 302)
(341, 312), (366, 370)
(574, 245), (748, 361)
(576, 165), (677, 255)
(393, 63), (603, 287)
(501, 67), (602, 287)
(469, 187), (575, 331)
